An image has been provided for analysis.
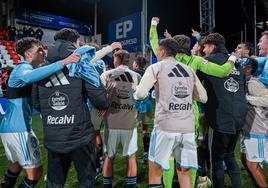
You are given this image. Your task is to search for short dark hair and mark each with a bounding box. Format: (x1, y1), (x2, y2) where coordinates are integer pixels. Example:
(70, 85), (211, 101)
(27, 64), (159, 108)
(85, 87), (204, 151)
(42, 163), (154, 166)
(158, 38), (180, 57)
(54, 28), (80, 43)
(203, 33), (225, 46)
(241, 42), (254, 56)
(15, 37), (41, 57)
(135, 55), (147, 68)
(114, 49), (130, 65)
(173, 35), (190, 53)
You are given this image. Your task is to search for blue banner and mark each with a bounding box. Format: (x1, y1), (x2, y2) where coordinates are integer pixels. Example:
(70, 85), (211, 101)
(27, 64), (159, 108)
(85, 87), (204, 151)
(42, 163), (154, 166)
(16, 9), (92, 35)
(109, 12), (141, 52)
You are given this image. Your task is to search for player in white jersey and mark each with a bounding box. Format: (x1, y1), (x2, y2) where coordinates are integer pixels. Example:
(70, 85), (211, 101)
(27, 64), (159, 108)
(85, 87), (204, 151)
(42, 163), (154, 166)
(101, 49), (141, 188)
(135, 38), (207, 188)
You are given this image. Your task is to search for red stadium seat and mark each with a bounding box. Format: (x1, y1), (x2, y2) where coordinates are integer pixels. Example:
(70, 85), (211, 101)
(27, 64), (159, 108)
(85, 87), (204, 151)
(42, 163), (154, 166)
(13, 59), (20, 64)
(6, 45), (13, 50)
(8, 49), (16, 53)
(7, 49), (15, 54)
(11, 42), (16, 48)
(12, 56), (19, 61)
(4, 42), (11, 47)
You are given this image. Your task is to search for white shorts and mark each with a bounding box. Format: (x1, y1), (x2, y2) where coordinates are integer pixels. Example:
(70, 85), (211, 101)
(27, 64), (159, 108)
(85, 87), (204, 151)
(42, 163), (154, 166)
(103, 128), (138, 159)
(149, 128), (197, 171)
(241, 134), (268, 163)
(0, 131), (42, 169)
(90, 108), (103, 131)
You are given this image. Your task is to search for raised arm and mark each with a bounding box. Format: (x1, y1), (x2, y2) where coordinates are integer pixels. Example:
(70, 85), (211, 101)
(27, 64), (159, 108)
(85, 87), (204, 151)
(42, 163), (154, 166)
(91, 42), (122, 63)
(149, 17), (160, 56)
(191, 29), (202, 41)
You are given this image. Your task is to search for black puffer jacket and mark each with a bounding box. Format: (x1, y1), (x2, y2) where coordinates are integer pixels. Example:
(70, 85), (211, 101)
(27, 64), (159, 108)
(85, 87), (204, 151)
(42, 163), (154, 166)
(32, 39), (108, 153)
(202, 45), (248, 134)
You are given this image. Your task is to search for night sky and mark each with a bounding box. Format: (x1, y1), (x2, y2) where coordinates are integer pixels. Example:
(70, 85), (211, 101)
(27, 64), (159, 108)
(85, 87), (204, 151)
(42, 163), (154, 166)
(19, 0), (267, 52)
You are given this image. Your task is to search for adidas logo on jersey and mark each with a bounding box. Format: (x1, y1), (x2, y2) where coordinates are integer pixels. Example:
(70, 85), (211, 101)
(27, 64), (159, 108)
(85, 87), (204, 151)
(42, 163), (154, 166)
(114, 72), (134, 83)
(168, 64), (190, 77)
(45, 71), (70, 87)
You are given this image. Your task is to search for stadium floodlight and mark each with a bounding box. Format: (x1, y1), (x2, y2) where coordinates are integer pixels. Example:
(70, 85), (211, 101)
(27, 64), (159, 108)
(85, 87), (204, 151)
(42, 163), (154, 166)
(199, 0), (215, 34)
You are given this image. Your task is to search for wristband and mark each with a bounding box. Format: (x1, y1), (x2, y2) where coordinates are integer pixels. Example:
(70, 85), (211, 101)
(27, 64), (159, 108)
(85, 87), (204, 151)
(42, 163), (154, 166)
(228, 55), (237, 63)
(195, 34), (202, 41)
(151, 19), (158, 26)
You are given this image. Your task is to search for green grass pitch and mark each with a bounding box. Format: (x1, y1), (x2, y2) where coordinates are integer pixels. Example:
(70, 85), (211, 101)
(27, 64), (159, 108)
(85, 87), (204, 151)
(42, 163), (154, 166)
(0, 115), (267, 187)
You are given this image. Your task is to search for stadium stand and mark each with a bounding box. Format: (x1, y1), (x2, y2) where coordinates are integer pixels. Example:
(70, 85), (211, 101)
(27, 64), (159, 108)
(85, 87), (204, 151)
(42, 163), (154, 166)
(0, 40), (23, 68)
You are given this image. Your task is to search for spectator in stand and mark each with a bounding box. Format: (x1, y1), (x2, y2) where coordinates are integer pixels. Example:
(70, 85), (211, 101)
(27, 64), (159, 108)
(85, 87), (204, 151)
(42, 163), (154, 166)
(16, 26), (24, 40)
(7, 25), (16, 42)
(0, 28), (8, 41)
(35, 26), (44, 41)
(27, 27), (35, 38)
(23, 26), (28, 38)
